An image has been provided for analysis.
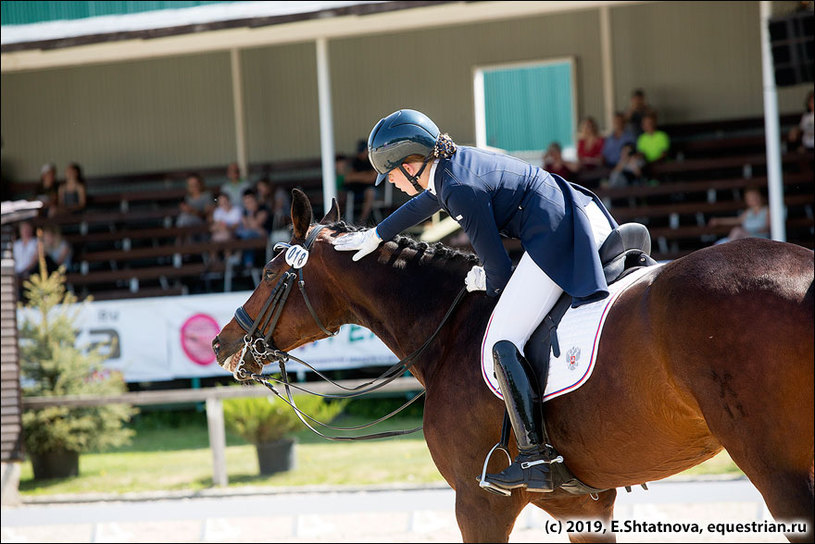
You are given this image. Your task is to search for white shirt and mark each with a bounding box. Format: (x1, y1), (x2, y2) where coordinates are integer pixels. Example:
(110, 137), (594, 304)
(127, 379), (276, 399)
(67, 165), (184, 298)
(213, 206), (242, 227)
(426, 159), (440, 196)
(13, 238), (38, 274)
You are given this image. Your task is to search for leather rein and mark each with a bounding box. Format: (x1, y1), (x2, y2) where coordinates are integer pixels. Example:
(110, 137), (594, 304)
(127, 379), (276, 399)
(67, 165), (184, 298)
(231, 224), (468, 441)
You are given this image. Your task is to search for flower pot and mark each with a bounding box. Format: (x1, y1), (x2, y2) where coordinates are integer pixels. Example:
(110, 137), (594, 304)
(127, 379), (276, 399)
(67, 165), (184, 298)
(255, 438), (296, 475)
(30, 450), (79, 480)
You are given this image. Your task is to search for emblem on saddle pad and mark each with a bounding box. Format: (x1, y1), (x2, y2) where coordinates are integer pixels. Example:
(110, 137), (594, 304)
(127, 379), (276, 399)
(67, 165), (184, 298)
(566, 346), (581, 370)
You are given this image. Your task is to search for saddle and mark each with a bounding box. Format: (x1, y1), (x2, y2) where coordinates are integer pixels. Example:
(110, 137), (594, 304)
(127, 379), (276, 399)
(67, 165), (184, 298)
(520, 222), (657, 495)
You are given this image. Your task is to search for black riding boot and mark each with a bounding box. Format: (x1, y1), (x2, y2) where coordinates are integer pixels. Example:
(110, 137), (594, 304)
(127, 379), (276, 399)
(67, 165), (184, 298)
(484, 340), (554, 493)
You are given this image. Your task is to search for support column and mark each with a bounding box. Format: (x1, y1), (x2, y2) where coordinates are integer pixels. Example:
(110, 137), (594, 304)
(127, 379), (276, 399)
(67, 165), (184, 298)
(316, 38), (337, 215)
(759, 1), (786, 242)
(230, 48), (248, 180)
(206, 397), (228, 487)
(600, 5), (616, 131)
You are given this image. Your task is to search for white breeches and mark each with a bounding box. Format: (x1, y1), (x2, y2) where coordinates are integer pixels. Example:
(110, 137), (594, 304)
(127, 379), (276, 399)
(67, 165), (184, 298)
(480, 201), (614, 369)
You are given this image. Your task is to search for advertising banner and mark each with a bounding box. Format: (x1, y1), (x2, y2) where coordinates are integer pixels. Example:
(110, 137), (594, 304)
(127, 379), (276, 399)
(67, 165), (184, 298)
(18, 291), (397, 383)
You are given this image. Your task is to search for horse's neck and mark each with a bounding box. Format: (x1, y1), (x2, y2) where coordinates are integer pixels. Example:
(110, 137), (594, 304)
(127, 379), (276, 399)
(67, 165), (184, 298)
(341, 268), (462, 385)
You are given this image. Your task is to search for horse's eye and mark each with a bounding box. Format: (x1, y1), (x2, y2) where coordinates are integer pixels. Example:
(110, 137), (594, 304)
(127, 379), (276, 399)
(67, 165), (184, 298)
(264, 269), (275, 281)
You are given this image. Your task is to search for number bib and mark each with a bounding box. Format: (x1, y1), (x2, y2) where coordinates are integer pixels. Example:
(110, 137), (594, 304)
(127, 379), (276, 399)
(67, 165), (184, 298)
(285, 245), (309, 269)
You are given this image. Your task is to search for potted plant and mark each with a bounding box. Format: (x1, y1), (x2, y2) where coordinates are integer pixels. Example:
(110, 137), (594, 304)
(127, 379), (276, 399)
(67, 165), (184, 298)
(18, 266), (136, 480)
(223, 394), (344, 475)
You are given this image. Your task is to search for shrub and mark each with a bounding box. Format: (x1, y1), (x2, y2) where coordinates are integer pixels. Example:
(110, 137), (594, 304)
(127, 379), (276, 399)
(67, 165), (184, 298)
(223, 394), (345, 444)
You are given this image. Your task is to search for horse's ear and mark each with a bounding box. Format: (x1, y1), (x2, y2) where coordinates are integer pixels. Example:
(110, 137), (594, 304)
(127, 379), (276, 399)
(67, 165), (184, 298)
(319, 198), (340, 225)
(290, 188), (313, 239)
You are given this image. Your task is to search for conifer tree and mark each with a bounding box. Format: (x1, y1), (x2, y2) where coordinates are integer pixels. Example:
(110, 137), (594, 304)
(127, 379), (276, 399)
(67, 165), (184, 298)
(19, 264), (136, 457)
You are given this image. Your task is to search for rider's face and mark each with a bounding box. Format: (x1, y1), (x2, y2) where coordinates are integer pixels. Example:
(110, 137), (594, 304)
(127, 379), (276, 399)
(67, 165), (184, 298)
(388, 164), (421, 196)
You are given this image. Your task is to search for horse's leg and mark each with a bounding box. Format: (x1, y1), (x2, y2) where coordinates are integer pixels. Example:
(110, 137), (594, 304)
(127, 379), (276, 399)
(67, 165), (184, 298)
(531, 490), (618, 544)
(453, 483), (527, 543)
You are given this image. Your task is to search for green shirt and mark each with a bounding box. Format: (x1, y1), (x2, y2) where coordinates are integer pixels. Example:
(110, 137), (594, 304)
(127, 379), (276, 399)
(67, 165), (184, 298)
(637, 131), (670, 162)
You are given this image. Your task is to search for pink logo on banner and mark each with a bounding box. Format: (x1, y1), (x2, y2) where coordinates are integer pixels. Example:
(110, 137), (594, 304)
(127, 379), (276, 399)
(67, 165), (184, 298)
(180, 314), (221, 366)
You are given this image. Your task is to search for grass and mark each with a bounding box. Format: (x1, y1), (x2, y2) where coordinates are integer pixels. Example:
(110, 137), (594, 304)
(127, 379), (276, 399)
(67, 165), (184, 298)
(18, 410), (444, 496)
(18, 408), (743, 497)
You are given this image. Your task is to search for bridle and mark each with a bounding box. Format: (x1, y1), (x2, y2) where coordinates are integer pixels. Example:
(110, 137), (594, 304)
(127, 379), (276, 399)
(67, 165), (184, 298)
(232, 224), (336, 379)
(229, 223), (468, 440)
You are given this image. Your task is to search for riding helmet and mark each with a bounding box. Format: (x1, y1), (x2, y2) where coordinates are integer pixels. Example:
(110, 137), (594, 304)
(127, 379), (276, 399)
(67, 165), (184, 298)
(367, 109), (440, 186)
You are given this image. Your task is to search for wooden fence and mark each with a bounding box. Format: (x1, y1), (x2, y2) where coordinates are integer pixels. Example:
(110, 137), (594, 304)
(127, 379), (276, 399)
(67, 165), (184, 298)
(21, 377), (423, 487)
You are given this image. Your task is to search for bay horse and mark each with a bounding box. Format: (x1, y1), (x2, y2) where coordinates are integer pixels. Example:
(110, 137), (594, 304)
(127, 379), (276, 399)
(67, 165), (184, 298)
(213, 189), (814, 543)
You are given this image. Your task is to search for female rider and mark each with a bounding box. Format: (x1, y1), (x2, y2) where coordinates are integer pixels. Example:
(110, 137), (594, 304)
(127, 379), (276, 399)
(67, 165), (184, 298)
(334, 109), (617, 493)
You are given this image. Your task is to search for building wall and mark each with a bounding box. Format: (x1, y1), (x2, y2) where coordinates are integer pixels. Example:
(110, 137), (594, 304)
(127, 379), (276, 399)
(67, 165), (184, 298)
(1, 1), (810, 182)
(1, 52), (235, 181)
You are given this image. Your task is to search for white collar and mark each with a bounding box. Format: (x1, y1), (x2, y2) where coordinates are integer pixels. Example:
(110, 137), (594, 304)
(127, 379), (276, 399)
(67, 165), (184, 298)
(426, 159), (440, 195)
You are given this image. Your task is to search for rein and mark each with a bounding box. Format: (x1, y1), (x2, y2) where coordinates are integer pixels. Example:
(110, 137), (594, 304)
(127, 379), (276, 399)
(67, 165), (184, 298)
(232, 224), (468, 440)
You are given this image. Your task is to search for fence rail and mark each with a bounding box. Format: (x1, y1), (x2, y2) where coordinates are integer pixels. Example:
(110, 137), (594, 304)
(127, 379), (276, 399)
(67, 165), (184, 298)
(21, 377), (424, 486)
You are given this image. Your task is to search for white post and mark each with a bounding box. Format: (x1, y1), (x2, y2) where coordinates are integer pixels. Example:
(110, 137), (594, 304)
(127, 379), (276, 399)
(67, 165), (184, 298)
(206, 397), (228, 487)
(230, 48), (248, 180)
(316, 38), (337, 215)
(759, 1), (786, 242)
(600, 5), (616, 132)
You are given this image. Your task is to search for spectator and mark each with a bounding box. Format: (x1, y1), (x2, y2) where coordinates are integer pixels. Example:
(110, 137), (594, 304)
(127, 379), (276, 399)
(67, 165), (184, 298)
(542, 142), (579, 180)
(57, 162), (87, 213)
(210, 192), (242, 243)
(34, 163), (59, 217)
(602, 112), (636, 168)
(255, 176), (290, 232)
(343, 139), (377, 225)
(219, 162), (250, 211)
(787, 90), (814, 153)
(235, 188), (270, 267)
(624, 89), (656, 137)
(708, 188), (770, 243)
(607, 143), (646, 188)
(636, 113), (670, 163)
(176, 173), (214, 228)
(576, 117), (604, 170)
(41, 224), (73, 273)
(335, 153), (349, 195)
(13, 221), (39, 279)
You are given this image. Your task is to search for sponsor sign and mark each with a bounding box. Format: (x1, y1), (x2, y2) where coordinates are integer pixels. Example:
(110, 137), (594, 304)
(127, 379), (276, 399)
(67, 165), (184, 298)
(18, 291), (397, 383)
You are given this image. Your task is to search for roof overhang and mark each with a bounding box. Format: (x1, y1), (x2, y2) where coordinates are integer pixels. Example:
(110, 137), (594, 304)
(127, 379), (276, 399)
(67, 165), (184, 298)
(1, 1), (644, 73)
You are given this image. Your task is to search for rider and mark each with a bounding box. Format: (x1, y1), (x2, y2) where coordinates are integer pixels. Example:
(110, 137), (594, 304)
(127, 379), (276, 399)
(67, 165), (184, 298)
(334, 109), (618, 493)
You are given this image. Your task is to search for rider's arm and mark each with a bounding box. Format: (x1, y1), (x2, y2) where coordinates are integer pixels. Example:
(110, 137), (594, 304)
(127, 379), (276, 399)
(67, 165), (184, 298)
(375, 191), (441, 240)
(444, 184), (513, 297)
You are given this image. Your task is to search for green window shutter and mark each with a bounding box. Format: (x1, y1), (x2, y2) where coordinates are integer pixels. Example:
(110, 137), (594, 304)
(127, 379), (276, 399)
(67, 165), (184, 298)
(482, 61), (575, 153)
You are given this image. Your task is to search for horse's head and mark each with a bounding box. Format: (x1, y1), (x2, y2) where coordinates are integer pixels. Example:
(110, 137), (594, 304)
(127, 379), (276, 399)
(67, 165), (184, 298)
(212, 188), (345, 380)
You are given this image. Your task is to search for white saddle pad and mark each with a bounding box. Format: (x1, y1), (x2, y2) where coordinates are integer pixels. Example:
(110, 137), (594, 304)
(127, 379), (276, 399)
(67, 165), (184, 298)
(481, 264), (662, 402)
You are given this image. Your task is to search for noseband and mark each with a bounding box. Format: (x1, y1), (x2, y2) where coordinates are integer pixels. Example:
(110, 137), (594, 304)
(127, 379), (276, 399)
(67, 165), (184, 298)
(232, 224), (336, 378)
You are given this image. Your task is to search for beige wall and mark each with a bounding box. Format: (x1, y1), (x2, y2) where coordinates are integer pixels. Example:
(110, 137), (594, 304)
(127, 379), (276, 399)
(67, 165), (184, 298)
(610, 1), (809, 124)
(1, 51), (236, 181)
(1, 1), (810, 182)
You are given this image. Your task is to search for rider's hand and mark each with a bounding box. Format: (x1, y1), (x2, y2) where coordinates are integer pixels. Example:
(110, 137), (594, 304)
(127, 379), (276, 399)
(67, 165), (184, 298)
(465, 265), (487, 292)
(333, 228), (383, 262)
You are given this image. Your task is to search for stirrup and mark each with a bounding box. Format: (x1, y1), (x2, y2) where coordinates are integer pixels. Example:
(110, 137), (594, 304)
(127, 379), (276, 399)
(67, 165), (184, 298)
(477, 442), (513, 497)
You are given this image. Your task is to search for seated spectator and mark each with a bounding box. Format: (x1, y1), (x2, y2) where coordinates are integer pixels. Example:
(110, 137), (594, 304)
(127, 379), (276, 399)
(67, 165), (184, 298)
(56, 162), (87, 214)
(34, 163), (59, 217)
(708, 189), (770, 243)
(255, 177), (290, 232)
(624, 88), (657, 137)
(542, 142), (579, 180)
(235, 189), (271, 268)
(576, 117), (604, 170)
(176, 173), (214, 228)
(343, 139), (377, 225)
(602, 113), (636, 168)
(219, 162), (250, 211)
(41, 224), (73, 273)
(607, 143), (646, 188)
(13, 221), (39, 280)
(636, 113), (670, 163)
(787, 90), (814, 153)
(210, 193), (242, 243)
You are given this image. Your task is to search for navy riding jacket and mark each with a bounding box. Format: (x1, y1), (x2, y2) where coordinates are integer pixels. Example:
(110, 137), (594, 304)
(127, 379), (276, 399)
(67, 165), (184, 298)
(376, 146), (618, 306)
